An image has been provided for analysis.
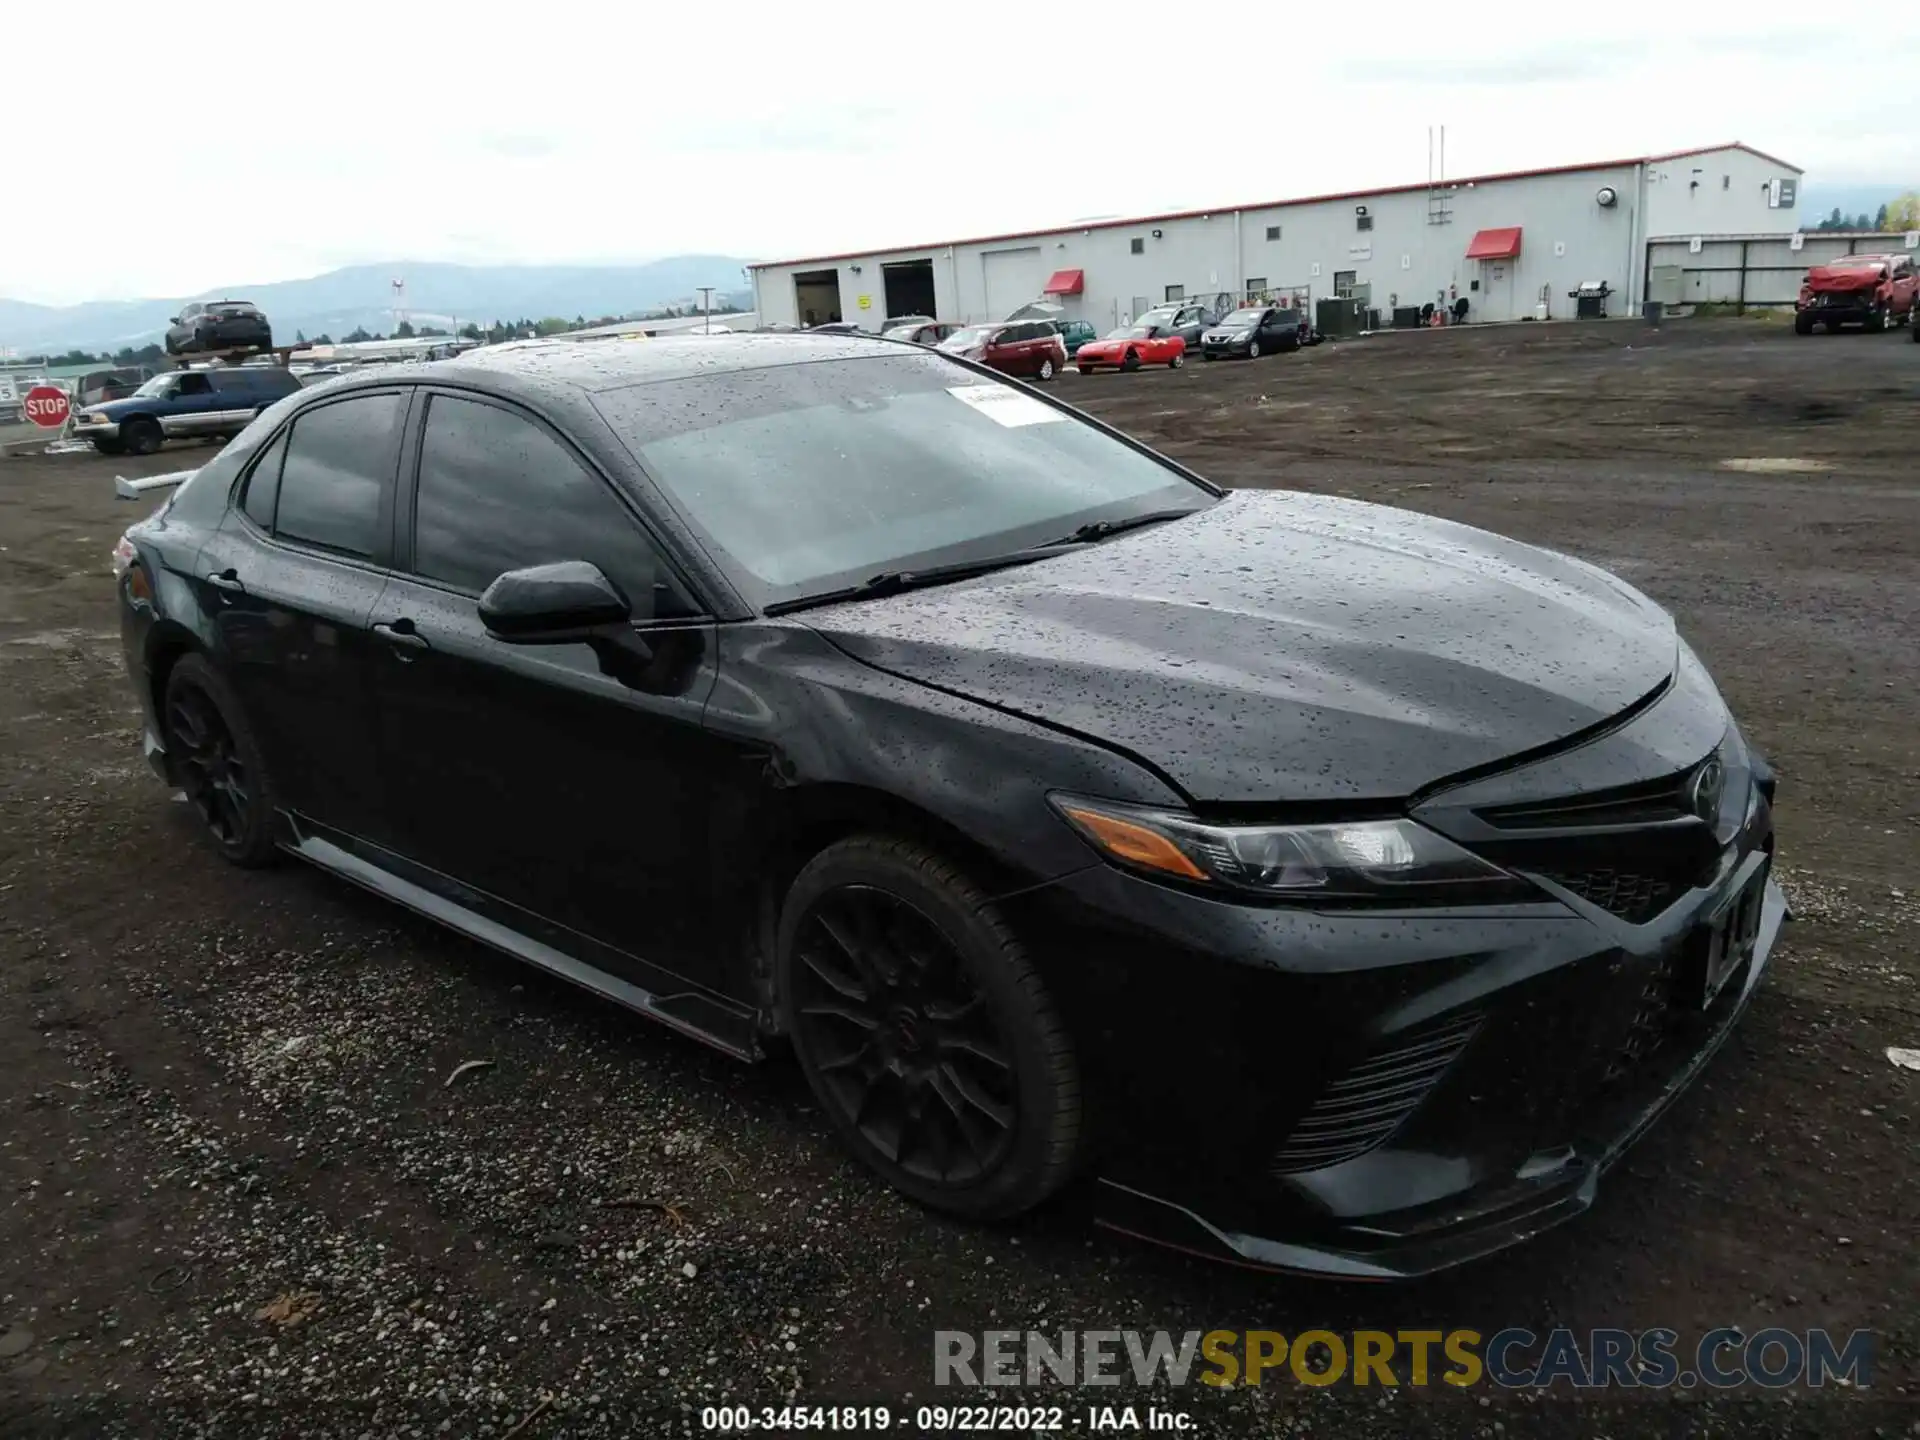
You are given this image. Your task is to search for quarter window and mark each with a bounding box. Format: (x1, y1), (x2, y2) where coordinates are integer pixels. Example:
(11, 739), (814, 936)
(273, 393), (404, 558)
(241, 429), (288, 530)
(410, 394), (693, 616)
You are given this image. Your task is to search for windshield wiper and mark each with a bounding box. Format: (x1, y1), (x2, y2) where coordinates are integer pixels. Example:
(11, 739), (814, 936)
(764, 548), (1073, 617)
(1042, 507), (1201, 548)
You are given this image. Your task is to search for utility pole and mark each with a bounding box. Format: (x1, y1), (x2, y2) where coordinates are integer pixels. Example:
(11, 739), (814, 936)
(697, 287), (715, 334)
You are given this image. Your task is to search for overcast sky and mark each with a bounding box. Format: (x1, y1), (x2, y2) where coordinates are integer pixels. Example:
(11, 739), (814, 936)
(7, 3), (1917, 305)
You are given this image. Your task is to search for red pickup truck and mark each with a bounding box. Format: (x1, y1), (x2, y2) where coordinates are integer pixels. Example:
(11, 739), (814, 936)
(1794, 252), (1918, 334)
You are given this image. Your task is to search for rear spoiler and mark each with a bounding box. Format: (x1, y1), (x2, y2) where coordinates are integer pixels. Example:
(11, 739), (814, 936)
(114, 468), (199, 500)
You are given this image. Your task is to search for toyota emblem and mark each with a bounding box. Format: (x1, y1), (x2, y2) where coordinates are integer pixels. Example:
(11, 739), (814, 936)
(1688, 754), (1725, 823)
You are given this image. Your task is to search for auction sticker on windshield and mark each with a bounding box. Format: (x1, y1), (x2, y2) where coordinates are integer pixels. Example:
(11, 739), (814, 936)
(947, 385), (1062, 428)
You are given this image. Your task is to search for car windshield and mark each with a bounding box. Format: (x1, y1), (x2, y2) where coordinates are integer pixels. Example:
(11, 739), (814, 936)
(883, 325), (921, 339)
(941, 326), (995, 347)
(132, 375), (176, 398)
(1221, 309), (1266, 325)
(1107, 325), (1155, 339)
(593, 353), (1212, 607)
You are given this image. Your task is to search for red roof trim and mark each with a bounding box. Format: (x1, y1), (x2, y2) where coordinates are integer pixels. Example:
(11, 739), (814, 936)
(749, 143), (1803, 271)
(1465, 226), (1523, 260)
(1042, 268), (1085, 295)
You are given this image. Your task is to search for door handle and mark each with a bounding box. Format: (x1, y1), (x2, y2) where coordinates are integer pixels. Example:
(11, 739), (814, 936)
(204, 568), (244, 593)
(372, 619), (428, 653)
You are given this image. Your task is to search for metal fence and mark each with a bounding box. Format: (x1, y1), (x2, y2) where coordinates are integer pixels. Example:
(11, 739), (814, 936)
(1644, 230), (1920, 311)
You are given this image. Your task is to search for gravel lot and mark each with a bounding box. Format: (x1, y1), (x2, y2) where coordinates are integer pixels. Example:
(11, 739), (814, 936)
(1, 319), (1915, 1438)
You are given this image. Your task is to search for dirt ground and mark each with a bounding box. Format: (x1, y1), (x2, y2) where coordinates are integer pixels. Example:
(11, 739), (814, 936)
(1, 320), (1915, 1438)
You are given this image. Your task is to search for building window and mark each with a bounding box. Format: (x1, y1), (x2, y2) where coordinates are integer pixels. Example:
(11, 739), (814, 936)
(1130, 237), (1145, 255)
(1164, 284), (1184, 302)
(1265, 225), (1281, 241)
(1356, 214), (1374, 232)
(1722, 174), (1731, 189)
(1333, 270), (1358, 298)
(1244, 277), (1267, 297)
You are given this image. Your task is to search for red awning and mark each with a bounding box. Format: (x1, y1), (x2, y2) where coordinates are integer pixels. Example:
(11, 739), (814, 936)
(1465, 227), (1522, 261)
(1042, 268), (1085, 295)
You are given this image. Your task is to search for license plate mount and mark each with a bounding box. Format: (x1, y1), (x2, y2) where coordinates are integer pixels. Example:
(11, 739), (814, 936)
(1683, 864), (1768, 1011)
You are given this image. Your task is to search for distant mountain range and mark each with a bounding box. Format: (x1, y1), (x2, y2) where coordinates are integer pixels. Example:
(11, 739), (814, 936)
(0, 258), (756, 354)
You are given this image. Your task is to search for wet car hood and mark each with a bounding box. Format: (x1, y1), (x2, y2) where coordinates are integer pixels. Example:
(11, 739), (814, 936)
(804, 490), (1678, 803)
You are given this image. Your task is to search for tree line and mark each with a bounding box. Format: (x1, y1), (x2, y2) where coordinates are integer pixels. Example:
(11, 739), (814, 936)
(1812, 193), (1920, 233)
(7, 299), (750, 369)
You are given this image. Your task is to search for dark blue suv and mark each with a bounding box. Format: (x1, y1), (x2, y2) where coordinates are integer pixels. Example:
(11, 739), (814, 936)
(73, 366), (302, 456)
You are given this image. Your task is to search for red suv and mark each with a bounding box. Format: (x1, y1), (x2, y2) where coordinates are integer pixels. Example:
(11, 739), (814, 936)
(937, 320), (1067, 381)
(1795, 253), (1918, 334)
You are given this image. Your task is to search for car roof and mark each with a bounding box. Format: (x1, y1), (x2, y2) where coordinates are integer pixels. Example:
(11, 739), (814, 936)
(315, 334), (913, 398)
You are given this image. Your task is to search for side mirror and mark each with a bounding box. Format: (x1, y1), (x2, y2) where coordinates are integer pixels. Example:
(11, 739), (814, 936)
(478, 560), (632, 643)
(169, 315), (181, 325)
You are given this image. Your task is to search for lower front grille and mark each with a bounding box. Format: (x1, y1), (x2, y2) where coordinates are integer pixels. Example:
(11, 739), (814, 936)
(1541, 868), (1680, 924)
(1270, 1011), (1482, 1175)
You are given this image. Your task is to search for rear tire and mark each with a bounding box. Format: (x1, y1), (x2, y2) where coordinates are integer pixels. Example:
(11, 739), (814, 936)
(162, 654), (280, 868)
(122, 417), (163, 456)
(776, 836), (1083, 1221)
(1036, 357), (1056, 381)
(1169, 352), (1183, 369)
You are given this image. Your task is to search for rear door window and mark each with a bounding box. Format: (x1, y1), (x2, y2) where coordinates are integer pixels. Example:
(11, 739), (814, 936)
(409, 393), (695, 616)
(272, 393), (405, 559)
(176, 374), (212, 397)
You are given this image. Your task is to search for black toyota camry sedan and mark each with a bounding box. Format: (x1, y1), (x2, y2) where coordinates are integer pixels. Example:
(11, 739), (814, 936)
(112, 334), (1783, 1280)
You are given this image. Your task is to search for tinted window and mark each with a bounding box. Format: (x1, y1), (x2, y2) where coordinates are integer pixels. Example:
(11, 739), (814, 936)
(274, 393), (403, 558)
(411, 394), (691, 615)
(241, 429), (288, 530)
(176, 374), (212, 396)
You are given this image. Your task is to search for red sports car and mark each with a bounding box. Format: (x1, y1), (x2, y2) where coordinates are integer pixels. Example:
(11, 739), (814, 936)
(1074, 323), (1186, 373)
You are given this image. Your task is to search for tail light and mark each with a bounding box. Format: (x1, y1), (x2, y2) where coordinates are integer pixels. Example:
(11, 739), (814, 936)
(111, 535), (137, 578)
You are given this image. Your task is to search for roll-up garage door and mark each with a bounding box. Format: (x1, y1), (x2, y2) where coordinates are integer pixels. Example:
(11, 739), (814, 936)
(982, 246), (1044, 321)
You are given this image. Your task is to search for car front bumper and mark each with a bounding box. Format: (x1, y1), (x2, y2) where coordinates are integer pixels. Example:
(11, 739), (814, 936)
(74, 418), (121, 438)
(1001, 802), (1782, 1280)
(1798, 298), (1881, 323)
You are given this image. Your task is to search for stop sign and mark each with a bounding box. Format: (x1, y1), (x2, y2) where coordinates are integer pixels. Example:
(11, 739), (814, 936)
(22, 385), (70, 429)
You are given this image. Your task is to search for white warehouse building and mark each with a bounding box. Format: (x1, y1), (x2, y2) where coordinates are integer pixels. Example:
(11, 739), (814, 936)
(750, 143), (1804, 332)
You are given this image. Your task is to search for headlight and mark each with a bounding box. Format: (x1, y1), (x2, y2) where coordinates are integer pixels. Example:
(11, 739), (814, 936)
(1051, 796), (1534, 903)
(81, 412), (107, 425)
(1233, 330), (1254, 340)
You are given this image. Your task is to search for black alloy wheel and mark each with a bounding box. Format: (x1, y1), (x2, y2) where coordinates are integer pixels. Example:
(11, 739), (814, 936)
(163, 655), (279, 866)
(777, 837), (1082, 1219)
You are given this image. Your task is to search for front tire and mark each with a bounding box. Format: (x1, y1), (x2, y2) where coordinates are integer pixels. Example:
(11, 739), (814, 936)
(1794, 312), (1814, 335)
(162, 654), (280, 867)
(1248, 340), (1262, 359)
(121, 417), (163, 456)
(776, 836), (1083, 1221)
(1077, 365), (1092, 374)
(1121, 349), (1140, 372)
(89, 436), (126, 456)
(1866, 306), (1888, 334)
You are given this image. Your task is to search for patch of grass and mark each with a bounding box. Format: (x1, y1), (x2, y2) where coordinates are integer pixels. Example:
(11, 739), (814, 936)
(1685, 303), (1792, 322)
